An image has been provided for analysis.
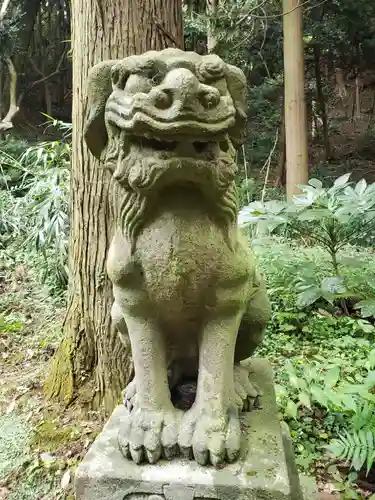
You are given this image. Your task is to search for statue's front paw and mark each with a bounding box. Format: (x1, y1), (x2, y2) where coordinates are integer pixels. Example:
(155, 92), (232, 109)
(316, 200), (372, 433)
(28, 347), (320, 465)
(122, 379), (137, 411)
(233, 362), (262, 412)
(178, 405), (241, 466)
(118, 407), (183, 464)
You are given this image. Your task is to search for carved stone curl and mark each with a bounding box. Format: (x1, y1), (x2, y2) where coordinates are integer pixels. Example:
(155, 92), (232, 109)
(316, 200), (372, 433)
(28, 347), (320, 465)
(84, 48), (271, 467)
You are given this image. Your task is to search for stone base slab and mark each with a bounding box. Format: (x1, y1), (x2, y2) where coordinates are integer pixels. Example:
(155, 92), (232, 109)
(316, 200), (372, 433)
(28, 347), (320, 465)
(75, 358), (317, 500)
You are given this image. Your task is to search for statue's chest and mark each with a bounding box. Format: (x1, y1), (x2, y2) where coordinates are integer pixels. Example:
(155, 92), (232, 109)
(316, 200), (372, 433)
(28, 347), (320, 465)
(137, 211), (248, 307)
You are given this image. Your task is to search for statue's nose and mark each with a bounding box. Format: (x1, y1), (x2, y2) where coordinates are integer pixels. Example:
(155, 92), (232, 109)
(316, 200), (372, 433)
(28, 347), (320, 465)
(149, 68), (221, 112)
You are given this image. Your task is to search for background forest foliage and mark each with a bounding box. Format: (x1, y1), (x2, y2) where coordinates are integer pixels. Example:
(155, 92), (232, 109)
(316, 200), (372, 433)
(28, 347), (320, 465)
(2, 0), (375, 498)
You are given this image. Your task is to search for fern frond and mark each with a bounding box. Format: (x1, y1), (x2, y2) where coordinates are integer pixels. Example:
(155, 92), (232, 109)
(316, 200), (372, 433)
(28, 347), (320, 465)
(366, 431), (374, 475)
(326, 429), (375, 475)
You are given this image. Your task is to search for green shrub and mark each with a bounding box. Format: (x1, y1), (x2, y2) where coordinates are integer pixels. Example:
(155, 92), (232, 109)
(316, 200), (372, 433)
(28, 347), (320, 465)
(253, 237), (375, 477)
(243, 174), (375, 315)
(0, 121), (71, 293)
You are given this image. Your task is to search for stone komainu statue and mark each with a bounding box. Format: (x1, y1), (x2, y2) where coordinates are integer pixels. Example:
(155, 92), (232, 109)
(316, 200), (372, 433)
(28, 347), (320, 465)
(84, 48), (271, 467)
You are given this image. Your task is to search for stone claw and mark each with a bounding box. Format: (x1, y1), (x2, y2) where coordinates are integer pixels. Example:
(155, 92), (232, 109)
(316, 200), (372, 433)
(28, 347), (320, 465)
(118, 407), (183, 464)
(234, 362), (262, 412)
(178, 405), (241, 467)
(122, 379), (137, 412)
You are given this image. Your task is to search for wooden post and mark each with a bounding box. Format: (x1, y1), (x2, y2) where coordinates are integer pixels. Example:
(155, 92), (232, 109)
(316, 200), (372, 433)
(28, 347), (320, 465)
(283, 0), (309, 200)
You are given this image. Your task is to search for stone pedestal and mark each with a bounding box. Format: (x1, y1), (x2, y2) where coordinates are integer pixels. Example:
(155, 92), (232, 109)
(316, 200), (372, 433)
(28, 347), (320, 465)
(75, 359), (317, 500)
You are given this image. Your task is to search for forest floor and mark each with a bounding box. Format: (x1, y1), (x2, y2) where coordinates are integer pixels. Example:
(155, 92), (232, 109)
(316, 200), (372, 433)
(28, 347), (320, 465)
(309, 88), (375, 185)
(0, 264), (103, 499)
(0, 258), (344, 500)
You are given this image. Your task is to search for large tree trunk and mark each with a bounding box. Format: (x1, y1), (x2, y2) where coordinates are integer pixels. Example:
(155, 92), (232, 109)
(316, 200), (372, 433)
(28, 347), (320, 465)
(283, 0), (309, 200)
(46, 0), (183, 415)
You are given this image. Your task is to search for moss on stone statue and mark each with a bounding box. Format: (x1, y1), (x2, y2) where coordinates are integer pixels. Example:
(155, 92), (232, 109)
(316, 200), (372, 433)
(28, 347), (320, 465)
(82, 48), (271, 467)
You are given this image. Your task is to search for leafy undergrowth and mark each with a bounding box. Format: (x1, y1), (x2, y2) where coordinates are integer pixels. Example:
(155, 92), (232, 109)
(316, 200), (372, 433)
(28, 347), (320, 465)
(0, 264), (101, 500)
(2, 235), (375, 499)
(256, 240), (375, 499)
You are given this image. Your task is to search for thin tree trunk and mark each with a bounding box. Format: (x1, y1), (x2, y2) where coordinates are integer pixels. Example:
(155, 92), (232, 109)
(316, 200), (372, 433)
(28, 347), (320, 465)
(355, 44), (361, 120)
(355, 76), (361, 119)
(207, 0), (217, 53)
(275, 97), (286, 187)
(17, 0), (41, 56)
(306, 87), (312, 140)
(46, 0), (183, 415)
(313, 43), (331, 160)
(283, 0), (309, 200)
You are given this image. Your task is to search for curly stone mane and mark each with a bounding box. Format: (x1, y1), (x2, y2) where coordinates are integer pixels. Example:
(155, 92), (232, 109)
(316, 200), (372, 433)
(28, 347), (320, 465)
(105, 132), (239, 252)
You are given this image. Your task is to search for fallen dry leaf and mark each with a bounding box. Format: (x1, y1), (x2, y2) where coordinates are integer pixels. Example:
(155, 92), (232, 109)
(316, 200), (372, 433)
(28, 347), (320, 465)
(6, 399), (16, 414)
(60, 469), (71, 489)
(40, 452), (56, 464)
(0, 487), (9, 499)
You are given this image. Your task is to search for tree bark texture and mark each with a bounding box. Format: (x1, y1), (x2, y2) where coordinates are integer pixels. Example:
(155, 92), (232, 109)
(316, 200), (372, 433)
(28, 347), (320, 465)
(46, 0), (183, 414)
(283, 0), (309, 200)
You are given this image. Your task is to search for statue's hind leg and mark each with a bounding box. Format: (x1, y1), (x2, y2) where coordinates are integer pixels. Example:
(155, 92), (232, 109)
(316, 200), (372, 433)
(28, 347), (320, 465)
(123, 357), (199, 411)
(233, 273), (271, 411)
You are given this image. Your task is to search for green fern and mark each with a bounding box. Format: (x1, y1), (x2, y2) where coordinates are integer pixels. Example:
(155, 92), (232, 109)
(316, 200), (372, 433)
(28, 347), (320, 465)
(351, 401), (375, 432)
(326, 402), (375, 475)
(326, 429), (375, 475)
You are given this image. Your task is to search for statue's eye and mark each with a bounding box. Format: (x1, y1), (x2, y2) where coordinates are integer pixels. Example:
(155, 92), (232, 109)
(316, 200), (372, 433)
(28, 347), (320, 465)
(150, 71), (164, 86)
(197, 56), (225, 83)
(124, 74), (153, 94)
(111, 65), (128, 89)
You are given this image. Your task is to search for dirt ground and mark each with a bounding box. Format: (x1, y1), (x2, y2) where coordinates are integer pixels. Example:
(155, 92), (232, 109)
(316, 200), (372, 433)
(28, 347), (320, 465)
(0, 265), (103, 499)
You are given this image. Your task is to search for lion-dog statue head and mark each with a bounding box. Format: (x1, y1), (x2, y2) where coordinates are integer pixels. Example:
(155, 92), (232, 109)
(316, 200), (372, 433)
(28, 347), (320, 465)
(84, 48), (247, 250)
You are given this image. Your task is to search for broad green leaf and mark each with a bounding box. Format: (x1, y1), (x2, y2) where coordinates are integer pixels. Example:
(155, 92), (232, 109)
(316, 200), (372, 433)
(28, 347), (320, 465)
(357, 320), (375, 334)
(327, 390), (346, 408)
(286, 400), (298, 420)
(288, 375), (299, 390)
(298, 391), (311, 409)
(321, 276), (346, 294)
(324, 365), (340, 388)
(308, 178), (323, 189)
(275, 384), (288, 398)
(334, 173), (351, 187)
(355, 299), (375, 318)
(297, 377), (308, 391)
(359, 393), (375, 403)
(310, 385), (328, 407)
(355, 179), (367, 196)
(296, 287), (322, 308)
(340, 394), (357, 412)
(280, 324), (296, 332)
(285, 361), (299, 389)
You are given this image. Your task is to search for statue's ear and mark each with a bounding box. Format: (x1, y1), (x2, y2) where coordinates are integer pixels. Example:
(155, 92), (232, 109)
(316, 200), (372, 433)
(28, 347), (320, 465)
(84, 60), (119, 159)
(225, 64), (247, 150)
